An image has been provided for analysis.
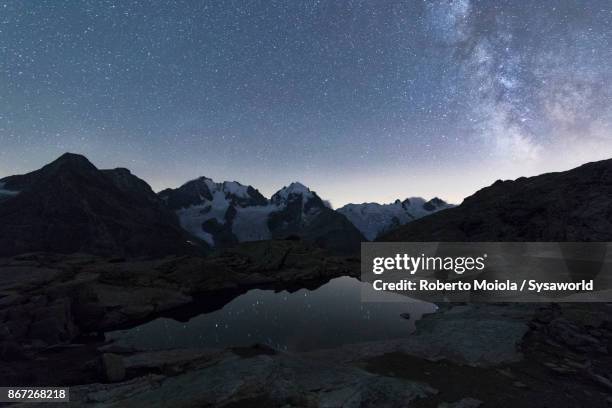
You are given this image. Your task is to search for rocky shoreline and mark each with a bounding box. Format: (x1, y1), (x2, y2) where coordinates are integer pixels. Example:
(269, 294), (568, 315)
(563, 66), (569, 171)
(2, 241), (612, 406)
(4, 302), (610, 407)
(0, 240), (359, 350)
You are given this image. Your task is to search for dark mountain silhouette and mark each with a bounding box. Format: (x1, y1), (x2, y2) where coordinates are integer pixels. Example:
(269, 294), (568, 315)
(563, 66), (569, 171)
(0, 153), (204, 257)
(380, 159), (612, 242)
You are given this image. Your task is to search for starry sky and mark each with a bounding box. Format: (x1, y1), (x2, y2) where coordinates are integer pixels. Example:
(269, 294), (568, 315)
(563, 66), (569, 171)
(1, 1), (611, 206)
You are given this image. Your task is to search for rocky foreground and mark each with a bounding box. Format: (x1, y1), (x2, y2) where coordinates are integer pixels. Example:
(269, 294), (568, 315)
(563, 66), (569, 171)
(4, 302), (611, 407)
(1, 242), (611, 407)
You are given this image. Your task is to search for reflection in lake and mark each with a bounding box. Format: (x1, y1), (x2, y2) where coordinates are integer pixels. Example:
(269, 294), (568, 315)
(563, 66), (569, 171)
(106, 276), (437, 352)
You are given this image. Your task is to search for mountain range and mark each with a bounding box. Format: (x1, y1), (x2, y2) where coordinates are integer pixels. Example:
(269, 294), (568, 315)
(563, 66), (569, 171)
(159, 178), (365, 254)
(1, 153), (449, 257)
(337, 198), (453, 240)
(5, 152), (609, 259)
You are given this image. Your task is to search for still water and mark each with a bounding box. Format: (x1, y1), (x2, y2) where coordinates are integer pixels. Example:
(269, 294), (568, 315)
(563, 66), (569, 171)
(106, 276), (436, 352)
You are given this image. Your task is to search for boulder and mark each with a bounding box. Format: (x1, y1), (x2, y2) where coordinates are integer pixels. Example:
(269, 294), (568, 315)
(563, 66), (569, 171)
(438, 397), (483, 408)
(101, 353), (126, 382)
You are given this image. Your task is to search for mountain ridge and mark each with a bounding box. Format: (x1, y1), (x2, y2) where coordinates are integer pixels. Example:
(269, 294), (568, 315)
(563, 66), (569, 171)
(159, 177), (365, 254)
(379, 158), (612, 242)
(338, 197), (454, 240)
(5, 152), (609, 257)
(0, 153), (205, 257)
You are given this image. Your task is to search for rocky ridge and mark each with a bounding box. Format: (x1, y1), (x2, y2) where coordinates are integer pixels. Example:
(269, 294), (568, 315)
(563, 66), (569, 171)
(380, 159), (612, 242)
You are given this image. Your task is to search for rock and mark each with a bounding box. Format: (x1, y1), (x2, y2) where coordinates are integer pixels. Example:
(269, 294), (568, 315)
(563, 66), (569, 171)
(0, 340), (27, 361)
(28, 297), (78, 345)
(72, 352), (436, 406)
(101, 353), (126, 382)
(123, 348), (224, 371)
(74, 283), (193, 332)
(73, 374), (165, 404)
(548, 317), (607, 354)
(587, 370), (612, 392)
(544, 362), (575, 374)
(231, 343), (277, 358)
(438, 398), (483, 408)
(98, 344), (139, 354)
(1, 296), (81, 347)
(0, 324), (10, 340)
(296, 304), (534, 370)
(0, 266), (62, 292)
(513, 381), (528, 388)
(562, 307), (611, 329)
(397, 304), (534, 367)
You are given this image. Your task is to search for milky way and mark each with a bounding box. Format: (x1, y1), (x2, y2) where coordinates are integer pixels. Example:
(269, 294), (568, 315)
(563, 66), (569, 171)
(1, 1), (611, 205)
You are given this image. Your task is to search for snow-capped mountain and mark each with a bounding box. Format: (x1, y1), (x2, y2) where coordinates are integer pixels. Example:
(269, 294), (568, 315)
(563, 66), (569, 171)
(337, 197), (454, 240)
(159, 180), (364, 254)
(158, 177), (270, 246)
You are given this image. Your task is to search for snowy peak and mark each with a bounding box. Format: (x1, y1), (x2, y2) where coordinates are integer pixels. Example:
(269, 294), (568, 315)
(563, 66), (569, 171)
(338, 197), (454, 240)
(158, 176), (271, 246)
(222, 181), (249, 199)
(399, 197), (453, 218)
(158, 177), (212, 210)
(271, 182), (314, 204)
(208, 178), (268, 207)
(159, 177), (268, 210)
(280, 182), (312, 196)
(270, 182), (328, 213)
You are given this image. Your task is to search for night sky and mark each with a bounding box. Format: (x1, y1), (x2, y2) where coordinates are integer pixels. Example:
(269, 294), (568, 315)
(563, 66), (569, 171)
(1, 1), (611, 206)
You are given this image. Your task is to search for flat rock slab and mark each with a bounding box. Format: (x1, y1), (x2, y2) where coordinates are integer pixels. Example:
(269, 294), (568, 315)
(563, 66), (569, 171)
(397, 304), (535, 366)
(305, 304), (535, 368)
(0, 265), (63, 292)
(122, 348), (227, 370)
(68, 353), (436, 407)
